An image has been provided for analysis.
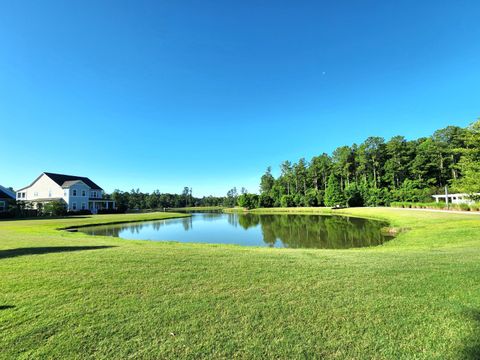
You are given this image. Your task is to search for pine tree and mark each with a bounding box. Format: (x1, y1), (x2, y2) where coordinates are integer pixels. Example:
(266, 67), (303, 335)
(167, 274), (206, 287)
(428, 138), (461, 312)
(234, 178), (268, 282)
(324, 173), (346, 207)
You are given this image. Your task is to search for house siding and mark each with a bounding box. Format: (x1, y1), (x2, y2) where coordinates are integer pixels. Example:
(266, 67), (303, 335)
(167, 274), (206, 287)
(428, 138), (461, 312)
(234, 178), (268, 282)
(66, 183), (91, 211)
(16, 174), (63, 202)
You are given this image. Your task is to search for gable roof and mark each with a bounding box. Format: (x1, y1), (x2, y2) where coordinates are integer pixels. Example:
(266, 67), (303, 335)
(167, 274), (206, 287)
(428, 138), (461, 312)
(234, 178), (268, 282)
(44, 172), (103, 190)
(61, 180), (87, 188)
(0, 185), (16, 199)
(17, 172), (103, 191)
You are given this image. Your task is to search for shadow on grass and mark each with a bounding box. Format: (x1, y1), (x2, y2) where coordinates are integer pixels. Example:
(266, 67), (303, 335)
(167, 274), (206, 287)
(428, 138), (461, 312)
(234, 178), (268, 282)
(0, 216), (91, 222)
(0, 246), (116, 260)
(462, 309), (480, 359)
(0, 305), (15, 310)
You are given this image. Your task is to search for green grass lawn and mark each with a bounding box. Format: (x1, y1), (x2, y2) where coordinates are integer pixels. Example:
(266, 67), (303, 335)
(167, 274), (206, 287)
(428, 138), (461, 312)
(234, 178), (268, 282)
(1, 208), (480, 359)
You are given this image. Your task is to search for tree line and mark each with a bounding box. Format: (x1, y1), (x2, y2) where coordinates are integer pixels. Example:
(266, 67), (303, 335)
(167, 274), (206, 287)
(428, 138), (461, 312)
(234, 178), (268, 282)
(109, 186), (253, 212)
(111, 187), (225, 211)
(237, 120), (480, 209)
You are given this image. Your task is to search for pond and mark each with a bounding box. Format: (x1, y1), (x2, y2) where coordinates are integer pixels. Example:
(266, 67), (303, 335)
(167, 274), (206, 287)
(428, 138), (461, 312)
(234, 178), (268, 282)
(79, 212), (393, 249)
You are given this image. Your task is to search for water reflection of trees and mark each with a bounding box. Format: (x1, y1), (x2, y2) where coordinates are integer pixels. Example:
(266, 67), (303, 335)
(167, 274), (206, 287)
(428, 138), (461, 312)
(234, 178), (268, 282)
(82, 217), (195, 237)
(236, 214), (390, 249)
(82, 213), (391, 249)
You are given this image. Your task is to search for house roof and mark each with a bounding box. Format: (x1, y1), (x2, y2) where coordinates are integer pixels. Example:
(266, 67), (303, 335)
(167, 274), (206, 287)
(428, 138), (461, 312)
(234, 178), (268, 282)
(0, 185), (16, 200)
(17, 172), (103, 191)
(61, 180), (87, 188)
(45, 172), (103, 190)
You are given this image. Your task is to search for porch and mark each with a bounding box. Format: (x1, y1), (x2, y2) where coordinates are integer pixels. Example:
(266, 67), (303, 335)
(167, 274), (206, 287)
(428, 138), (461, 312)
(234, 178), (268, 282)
(89, 199), (116, 214)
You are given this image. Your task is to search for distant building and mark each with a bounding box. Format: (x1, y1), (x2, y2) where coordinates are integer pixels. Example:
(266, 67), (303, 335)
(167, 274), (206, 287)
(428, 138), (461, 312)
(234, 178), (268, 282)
(16, 172), (115, 213)
(432, 193), (479, 205)
(0, 185), (16, 212)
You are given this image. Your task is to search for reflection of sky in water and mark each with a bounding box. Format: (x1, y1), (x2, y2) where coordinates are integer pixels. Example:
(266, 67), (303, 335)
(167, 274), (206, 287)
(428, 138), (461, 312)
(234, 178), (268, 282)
(80, 213), (392, 249)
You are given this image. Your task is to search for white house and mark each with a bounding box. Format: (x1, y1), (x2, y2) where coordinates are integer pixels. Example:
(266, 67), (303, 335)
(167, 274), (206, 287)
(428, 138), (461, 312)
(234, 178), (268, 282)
(0, 185), (16, 212)
(432, 193), (479, 205)
(16, 172), (115, 213)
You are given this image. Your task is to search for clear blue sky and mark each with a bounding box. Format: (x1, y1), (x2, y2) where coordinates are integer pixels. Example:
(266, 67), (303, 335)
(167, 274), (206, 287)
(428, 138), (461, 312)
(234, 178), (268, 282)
(1, 1), (479, 196)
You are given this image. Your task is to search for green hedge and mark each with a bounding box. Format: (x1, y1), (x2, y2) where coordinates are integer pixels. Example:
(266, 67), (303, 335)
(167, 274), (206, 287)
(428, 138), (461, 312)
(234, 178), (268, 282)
(390, 202), (480, 212)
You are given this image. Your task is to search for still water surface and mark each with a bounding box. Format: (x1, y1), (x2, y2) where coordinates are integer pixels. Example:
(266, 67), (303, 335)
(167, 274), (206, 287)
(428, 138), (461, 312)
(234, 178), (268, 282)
(79, 212), (392, 249)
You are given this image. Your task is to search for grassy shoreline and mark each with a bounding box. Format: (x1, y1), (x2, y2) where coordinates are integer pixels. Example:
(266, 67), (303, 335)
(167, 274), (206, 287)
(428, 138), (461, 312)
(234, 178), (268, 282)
(1, 208), (480, 358)
(167, 206), (224, 211)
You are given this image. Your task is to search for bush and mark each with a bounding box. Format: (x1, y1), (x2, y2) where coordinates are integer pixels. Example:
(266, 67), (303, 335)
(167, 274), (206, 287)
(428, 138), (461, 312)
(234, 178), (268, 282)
(280, 195), (295, 208)
(237, 194), (259, 210)
(258, 194), (274, 208)
(43, 200), (67, 216)
(459, 203), (470, 211)
(304, 189), (319, 207)
(431, 202), (446, 210)
(0, 211), (15, 219)
(293, 194), (306, 207)
(67, 210), (92, 216)
(396, 201), (478, 212)
(345, 185), (363, 207)
(469, 203), (480, 211)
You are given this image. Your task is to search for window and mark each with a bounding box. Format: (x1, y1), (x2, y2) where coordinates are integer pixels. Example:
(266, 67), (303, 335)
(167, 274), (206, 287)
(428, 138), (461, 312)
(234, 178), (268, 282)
(48, 190), (52, 198)
(34, 192), (38, 197)
(72, 202), (77, 210)
(92, 191), (97, 198)
(72, 189), (77, 196)
(81, 203), (86, 210)
(17, 193), (21, 199)
(82, 190), (86, 197)
(0, 201), (5, 211)
(21, 192), (26, 198)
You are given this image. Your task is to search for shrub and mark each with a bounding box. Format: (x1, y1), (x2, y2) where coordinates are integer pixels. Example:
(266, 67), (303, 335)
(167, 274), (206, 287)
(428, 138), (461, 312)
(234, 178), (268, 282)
(258, 194), (275, 208)
(0, 211), (15, 219)
(237, 194), (259, 210)
(280, 195), (295, 208)
(459, 203), (470, 211)
(431, 202), (446, 210)
(43, 200), (67, 216)
(67, 210), (92, 216)
(293, 194), (306, 207)
(304, 189), (319, 207)
(469, 203), (480, 211)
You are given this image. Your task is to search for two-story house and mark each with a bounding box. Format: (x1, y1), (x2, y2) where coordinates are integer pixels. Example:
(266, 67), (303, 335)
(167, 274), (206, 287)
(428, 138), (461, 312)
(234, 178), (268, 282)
(16, 172), (115, 213)
(0, 185), (16, 212)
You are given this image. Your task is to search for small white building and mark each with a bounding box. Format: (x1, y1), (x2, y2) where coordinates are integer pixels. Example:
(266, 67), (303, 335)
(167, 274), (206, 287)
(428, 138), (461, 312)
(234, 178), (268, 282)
(16, 172), (115, 213)
(432, 193), (479, 205)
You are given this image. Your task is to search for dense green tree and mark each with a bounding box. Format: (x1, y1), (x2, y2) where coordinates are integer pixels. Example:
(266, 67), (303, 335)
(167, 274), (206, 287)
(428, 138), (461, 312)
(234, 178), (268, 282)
(384, 136), (411, 188)
(293, 158), (308, 195)
(258, 193), (275, 208)
(324, 174), (346, 206)
(332, 146), (354, 189)
(260, 167), (275, 194)
(308, 153), (331, 190)
(359, 137), (385, 188)
(280, 195), (295, 207)
(280, 161), (294, 195)
(252, 119), (479, 209)
(455, 120), (480, 194)
(237, 193), (259, 209)
(43, 200), (67, 216)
